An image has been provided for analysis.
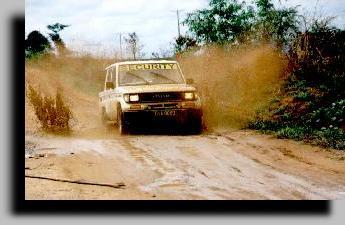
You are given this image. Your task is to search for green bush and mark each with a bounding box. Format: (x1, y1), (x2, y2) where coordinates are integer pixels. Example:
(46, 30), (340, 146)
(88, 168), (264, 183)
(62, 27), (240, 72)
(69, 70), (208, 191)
(251, 22), (345, 150)
(307, 99), (345, 129)
(276, 126), (308, 140)
(313, 128), (345, 149)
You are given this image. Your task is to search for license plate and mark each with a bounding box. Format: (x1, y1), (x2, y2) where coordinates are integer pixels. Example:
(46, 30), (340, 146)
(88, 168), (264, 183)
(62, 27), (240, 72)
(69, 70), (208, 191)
(154, 110), (176, 117)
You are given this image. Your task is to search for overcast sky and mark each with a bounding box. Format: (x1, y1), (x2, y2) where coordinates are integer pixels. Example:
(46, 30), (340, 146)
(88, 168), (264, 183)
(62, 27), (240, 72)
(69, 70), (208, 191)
(25, 0), (345, 57)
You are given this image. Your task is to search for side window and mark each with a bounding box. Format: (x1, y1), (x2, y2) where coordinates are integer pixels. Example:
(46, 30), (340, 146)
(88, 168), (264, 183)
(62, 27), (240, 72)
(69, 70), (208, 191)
(104, 69), (114, 91)
(112, 68), (117, 85)
(104, 70), (108, 90)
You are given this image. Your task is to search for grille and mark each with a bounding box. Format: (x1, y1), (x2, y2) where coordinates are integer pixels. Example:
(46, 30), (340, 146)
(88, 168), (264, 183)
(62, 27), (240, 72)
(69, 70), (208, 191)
(138, 92), (183, 103)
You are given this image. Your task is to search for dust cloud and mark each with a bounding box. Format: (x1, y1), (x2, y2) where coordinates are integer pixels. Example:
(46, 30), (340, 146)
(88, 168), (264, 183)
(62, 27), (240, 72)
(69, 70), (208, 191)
(179, 44), (287, 129)
(25, 45), (287, 133)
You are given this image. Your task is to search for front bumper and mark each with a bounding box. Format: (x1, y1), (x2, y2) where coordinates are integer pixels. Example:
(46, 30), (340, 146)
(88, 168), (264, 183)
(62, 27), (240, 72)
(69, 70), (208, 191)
(122, 108), (202, 128)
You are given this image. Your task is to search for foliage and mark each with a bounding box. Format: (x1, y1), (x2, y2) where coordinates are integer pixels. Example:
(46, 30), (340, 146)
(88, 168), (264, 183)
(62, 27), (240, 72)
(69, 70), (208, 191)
(47, 23), (70, 55)
(47, 23), (70, 34)
(25, 30), (51, 59)
(173, 35), (198, 54)
(313, 128), (345, 150)
(183, 0), (299, 47)
(276, 126), (308, 141)
(251, 20), (345, 149)
(26, 22), (70, 59)
(27, 85), (72, 133)
(184, 0), (254, 44)
(253, 0), (300, 48)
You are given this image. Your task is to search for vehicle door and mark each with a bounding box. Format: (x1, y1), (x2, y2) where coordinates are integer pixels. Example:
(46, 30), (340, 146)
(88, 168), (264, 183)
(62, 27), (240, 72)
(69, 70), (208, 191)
(102, 68), (116, 119)
(113, 65), (121, 121)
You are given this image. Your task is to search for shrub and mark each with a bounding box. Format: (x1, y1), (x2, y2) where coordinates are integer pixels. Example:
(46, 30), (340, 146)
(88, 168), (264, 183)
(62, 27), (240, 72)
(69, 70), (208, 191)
(313, 128), (345, 149)
(27, 85), (72, 133)
(276, 126), (308, 141)
(250, 22), (345, 150)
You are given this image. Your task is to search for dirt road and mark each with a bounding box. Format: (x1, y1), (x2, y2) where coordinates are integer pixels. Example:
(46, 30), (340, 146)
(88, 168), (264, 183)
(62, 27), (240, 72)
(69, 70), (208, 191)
(25, 127), (345, 200)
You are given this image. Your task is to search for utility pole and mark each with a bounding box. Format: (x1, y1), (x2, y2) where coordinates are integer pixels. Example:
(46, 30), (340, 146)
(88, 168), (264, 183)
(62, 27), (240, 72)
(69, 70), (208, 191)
(116, 32), (123, 59)
(119, 33), (123, 59)
(177, 9), (181, 37)
(172, 9), (185, 37)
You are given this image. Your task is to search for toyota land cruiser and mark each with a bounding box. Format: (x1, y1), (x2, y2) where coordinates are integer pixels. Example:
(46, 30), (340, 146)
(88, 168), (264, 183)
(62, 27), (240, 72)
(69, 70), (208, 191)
(99, 60), (203, 134)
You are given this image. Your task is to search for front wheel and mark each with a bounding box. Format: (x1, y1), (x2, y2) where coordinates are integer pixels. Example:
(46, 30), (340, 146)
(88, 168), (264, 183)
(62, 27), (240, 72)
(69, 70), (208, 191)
(186, 113), (203, 134)
(117, 107), (129, 135)
(191, 116), (203, 134)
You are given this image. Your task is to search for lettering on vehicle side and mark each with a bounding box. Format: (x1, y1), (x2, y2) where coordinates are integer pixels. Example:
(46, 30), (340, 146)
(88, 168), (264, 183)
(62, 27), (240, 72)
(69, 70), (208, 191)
(119, 63), (178, 71)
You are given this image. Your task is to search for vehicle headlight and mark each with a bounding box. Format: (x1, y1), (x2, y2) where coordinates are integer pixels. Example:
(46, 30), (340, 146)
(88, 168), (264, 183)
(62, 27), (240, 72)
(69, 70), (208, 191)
(123, 94), (139, 102)
(123, 94), (129, 102)
(184, 92), (195, 100)
(129, 94), (139, 102)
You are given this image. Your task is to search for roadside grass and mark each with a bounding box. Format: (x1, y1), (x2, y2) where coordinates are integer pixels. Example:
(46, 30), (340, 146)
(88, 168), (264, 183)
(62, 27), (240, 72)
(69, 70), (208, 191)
(249, 96), (345, 150)
(250, 123), (345, 150)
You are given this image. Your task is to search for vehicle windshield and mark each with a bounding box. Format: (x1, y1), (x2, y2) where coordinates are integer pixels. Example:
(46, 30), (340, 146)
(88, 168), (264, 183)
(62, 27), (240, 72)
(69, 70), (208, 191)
(118, 63), (185, 86)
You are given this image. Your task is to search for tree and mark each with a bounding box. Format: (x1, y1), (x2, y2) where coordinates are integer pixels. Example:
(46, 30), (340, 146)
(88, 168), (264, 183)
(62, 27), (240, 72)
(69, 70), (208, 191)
(253, 0), (300, 48)
(47, 23), (70, 55)
(184, 0), (254, 44)
(124, 32), (143, 60)
(25, 30), (51, 58)
(183, 0), (300, 48)
(173, 35), (197, 54)
(289, 19), (345, 96)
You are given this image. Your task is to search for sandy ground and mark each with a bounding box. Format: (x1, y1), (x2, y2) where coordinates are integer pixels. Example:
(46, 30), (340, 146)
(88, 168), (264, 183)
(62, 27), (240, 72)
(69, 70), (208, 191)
(25, 125), (345, 200)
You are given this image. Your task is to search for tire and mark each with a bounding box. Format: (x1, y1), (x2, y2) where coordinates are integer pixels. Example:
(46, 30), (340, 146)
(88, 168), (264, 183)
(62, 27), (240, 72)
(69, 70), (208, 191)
(190, 116), (203, 134)
(117, 106), (129, 135)
(186, 114), (203, 134)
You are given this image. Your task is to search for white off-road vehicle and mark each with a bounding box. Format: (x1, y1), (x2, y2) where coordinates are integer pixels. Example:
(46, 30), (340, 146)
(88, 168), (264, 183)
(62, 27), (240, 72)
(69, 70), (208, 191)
(99, 60), (202, 134)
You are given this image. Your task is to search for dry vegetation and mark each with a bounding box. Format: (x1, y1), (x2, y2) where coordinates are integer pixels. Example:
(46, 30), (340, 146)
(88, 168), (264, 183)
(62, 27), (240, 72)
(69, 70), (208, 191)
(25, 54), (117, 133)
(27, 85), (71, 133)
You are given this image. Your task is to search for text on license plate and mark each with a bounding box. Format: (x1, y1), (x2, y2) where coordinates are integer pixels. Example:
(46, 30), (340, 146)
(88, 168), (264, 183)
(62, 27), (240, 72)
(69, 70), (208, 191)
(154, 110), (176, 116)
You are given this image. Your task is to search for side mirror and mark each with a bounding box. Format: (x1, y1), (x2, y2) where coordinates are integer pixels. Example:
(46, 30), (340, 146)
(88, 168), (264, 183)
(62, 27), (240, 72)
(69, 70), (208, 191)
(105, 81), (114, 90)
(186, 78), (194, 84)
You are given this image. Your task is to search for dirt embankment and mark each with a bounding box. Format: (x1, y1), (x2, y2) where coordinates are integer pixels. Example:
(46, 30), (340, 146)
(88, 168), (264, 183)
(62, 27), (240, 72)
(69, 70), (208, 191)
(25, 53), (345, 200)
